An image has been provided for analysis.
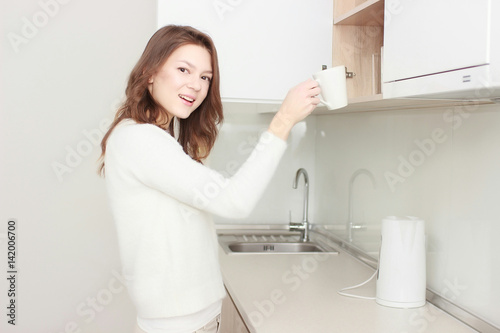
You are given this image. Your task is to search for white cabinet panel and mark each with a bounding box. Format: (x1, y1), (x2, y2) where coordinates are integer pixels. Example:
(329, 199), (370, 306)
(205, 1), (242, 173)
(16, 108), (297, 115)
(158, 0), (332, 103)
(383, 0), (490, 82)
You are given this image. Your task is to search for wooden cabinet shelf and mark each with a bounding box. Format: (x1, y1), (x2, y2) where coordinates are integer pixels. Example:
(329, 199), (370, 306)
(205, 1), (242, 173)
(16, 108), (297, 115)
(333, 0), (384, 102)
(334, 0), (384, 26)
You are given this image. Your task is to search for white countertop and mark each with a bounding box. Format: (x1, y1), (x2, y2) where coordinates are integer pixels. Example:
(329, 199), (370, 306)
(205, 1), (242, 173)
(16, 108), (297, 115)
(218, 233), (477, 333)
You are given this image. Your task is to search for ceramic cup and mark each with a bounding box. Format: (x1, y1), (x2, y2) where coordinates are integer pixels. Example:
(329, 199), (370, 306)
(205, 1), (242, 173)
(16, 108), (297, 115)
(312, 65), (348, 110)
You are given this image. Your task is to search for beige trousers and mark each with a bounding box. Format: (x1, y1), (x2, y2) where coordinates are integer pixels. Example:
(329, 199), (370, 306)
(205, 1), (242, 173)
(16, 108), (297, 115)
(134, 314), (221, 333)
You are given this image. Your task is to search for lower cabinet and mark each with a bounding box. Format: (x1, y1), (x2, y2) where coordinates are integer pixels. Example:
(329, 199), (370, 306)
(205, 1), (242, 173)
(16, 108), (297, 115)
(220, 291), (250, 333)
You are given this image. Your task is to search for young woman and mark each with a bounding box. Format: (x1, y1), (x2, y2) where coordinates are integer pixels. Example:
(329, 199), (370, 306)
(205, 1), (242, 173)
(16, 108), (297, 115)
(99, 25), (320, 333)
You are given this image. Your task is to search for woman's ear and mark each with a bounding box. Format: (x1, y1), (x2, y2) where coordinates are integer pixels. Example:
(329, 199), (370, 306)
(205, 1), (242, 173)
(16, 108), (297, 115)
(144, 68), (154, 84)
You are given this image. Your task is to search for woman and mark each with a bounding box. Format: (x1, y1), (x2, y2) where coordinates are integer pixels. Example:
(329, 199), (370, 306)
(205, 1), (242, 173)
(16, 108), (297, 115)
(99, 25), (320, 333)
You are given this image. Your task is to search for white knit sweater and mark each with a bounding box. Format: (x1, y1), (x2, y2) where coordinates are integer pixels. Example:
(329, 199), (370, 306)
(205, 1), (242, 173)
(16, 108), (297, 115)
(105, 119), (287, 318)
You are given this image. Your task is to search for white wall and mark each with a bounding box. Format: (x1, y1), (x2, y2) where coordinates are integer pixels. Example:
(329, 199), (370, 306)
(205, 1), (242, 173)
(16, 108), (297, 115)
(0, 1), (156, 332)
(314, 103), (500, 328)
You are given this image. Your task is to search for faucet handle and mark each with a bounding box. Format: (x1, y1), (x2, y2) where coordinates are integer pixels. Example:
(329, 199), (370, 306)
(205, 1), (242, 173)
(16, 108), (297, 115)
(289, 222), (305, 231)
(289, 222), (304, 227)
(351, 224), (367, 230)
(289, 210), (301, 228)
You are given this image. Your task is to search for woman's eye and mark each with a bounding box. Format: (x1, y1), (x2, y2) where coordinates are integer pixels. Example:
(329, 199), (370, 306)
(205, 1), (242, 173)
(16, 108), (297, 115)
(179, 68), (187, 73)
(202, 76), (212, 82)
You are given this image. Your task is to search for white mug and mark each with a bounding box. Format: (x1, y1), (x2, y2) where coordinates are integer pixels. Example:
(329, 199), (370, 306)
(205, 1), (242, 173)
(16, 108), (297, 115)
(312, 65), (348, 110)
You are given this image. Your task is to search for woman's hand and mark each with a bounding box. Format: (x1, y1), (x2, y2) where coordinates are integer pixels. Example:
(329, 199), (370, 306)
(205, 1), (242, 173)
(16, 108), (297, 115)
(268, 79), (321, 140)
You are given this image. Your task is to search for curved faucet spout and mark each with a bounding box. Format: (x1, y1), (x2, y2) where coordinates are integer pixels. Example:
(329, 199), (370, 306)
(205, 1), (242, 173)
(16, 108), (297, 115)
(291, 168), (310, 242)
(347, 168), (376, 242)
(293, 168), (309, 222)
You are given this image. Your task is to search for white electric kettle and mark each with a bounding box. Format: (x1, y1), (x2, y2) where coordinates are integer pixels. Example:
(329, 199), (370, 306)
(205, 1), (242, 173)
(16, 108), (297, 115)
(376, 216), (426, 308)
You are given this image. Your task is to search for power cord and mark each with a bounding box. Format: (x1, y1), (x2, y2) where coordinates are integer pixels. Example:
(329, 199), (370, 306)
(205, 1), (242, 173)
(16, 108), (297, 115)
(337, 269), (378, 300)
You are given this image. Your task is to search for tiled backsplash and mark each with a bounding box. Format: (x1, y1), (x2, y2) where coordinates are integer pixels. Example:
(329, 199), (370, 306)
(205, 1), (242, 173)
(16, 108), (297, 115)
(212, 102), (500, 328)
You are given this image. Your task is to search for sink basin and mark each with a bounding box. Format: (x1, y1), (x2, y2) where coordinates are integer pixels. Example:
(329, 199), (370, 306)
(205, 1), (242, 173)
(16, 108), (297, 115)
(227, 242), (326, 253)
(218, 232), (339, 254)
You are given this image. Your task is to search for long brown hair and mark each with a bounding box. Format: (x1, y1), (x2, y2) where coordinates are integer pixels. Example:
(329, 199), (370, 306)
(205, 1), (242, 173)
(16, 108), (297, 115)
(98, 25), (223, 175)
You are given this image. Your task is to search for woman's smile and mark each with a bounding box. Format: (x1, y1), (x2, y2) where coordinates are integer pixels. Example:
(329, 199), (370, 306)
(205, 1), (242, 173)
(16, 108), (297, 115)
(179, 93), (196, 105)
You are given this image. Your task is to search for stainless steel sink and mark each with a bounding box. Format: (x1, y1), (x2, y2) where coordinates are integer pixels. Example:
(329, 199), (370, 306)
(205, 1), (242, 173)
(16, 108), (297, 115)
(218, 232), (338, 254)
(228, 242), (325, 253)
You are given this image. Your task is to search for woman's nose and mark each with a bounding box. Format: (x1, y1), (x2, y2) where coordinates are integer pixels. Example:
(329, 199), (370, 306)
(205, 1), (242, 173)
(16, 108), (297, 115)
(187, 77), (201, 91)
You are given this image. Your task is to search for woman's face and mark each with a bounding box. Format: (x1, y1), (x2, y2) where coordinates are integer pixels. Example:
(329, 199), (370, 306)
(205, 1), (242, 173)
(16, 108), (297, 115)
(148, 44), (213, 122)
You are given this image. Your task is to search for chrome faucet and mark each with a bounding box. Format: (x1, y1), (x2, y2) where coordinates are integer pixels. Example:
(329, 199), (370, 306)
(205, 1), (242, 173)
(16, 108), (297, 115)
(347, 168), (376, 242)
(289, 168), (310, 242)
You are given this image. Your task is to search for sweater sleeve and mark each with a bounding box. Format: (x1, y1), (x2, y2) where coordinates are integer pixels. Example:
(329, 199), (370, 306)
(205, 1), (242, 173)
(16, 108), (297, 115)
(106, 122), (287, 219)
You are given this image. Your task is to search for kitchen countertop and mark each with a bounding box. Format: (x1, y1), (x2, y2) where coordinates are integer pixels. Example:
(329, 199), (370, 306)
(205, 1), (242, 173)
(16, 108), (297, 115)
(218, 229), (477, 333)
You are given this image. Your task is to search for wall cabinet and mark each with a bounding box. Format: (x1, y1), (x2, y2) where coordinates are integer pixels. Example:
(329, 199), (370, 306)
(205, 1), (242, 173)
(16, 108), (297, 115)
(157, 0), (332, 104)
(157, 0), (492, 113)
(383, 0), (500, 100)
(325, 0), (493, 114)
